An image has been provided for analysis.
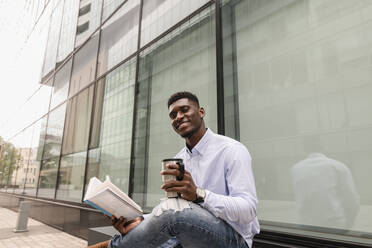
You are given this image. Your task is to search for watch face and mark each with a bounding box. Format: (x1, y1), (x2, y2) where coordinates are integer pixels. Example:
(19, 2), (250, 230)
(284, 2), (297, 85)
(197, 188), (206, 199)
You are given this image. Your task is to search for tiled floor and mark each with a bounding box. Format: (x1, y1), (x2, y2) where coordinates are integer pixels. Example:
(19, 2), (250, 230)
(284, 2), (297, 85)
(0, 207), (87, 248)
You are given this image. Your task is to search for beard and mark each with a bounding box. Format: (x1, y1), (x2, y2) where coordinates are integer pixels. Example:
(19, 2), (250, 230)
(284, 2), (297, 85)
(179, 121), (202, 138)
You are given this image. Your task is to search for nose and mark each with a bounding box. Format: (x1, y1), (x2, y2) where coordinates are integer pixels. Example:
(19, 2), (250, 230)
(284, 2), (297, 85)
(175, 111), (185, 121)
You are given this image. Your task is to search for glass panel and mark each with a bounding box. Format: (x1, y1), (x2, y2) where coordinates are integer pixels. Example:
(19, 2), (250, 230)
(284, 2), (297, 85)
(37, 157), (59, 198)
(43, 103), (67, 159)
(56, 0), (79, 64)
(62, 85), (94, 154)
(97, 0), (140, 77)
(42, 0), (63, 78)
(75, 0), (102, 48)
(89, 79), (105, 149)
(0, 139), (19, 192)
(102, 0), (125, 22)
(50, 59), (72, 110)
(86, 58), (136, 194)
(24, 119), (46, 196)
(70, 33), (99, 96)
(5, 133), (22, 193)
(140, 0), (210, 47)
(13, 128), (34, 194)
(56, 151), (87, 202)
(133, 6), (217, 208)
(221, 0), (372, 243)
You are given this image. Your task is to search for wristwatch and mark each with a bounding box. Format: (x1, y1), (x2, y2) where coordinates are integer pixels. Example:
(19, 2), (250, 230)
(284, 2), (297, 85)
(193, 187), (206, 203)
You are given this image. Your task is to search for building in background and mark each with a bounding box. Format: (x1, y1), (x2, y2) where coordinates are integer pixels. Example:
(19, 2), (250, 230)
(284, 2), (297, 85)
(1, 0), (372, 247)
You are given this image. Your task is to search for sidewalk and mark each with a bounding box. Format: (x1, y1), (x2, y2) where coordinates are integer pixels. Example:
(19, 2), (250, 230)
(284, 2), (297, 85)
(0, 207), (87, 248)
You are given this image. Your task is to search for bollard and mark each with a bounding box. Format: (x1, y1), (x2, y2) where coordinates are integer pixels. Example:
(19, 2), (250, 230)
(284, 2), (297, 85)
(14, 201), (31, 233)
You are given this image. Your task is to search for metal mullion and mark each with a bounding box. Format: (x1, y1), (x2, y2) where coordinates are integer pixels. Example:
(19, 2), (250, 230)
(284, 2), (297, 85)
(215, 0), (225, 135)
(81, 0), (105, 203)
(128, 0), (144, 199)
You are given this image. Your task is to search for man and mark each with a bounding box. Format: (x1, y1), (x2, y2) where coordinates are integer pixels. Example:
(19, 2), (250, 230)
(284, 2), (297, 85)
(90, 91), (259, 248)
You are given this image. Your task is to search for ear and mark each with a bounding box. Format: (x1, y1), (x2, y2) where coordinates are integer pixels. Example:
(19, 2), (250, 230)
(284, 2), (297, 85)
(199, 107), (205, 119)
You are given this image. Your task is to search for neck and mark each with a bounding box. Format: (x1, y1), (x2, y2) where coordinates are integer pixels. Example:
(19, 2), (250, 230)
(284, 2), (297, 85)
(185, 123), (207, 150)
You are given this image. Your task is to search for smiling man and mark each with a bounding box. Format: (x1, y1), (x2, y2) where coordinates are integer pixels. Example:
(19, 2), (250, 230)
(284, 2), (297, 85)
(89, 91), (259, 248)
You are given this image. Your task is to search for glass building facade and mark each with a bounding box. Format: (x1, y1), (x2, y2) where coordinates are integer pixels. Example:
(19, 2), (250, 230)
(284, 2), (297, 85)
(1, 0), (372, 246)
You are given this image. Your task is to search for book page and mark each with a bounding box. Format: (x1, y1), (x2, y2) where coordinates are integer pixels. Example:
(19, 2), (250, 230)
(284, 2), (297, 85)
(89, 187), (142, 220)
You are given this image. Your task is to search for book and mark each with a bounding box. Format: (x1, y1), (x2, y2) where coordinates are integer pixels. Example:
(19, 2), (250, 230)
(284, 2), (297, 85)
(84, 176), (143, 220)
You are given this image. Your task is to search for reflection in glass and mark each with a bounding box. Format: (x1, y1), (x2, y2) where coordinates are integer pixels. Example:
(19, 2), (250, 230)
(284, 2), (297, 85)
(42, 0), (63, 78)
(133, 6), (217, 207)
(75, 0), (102, 48)
(12, 128), (34, 194)
(102, 0), (125, 22)
(24, 119), (45, 196)
(50, 59), (72, 110)
(62, 85), (94, 154)
(43, 103), (67, 159)
(140, 0), (209, 47)
(70, 33), (99, 96)
(98, 0), (140, 76)
(221, 0), (372, 239)
(86, 58), (136, 194)
(56, 0), (79, 64)
(56, 151), (87, 202)
(37, 157), (59, 198)
(292, 153), (359, 229)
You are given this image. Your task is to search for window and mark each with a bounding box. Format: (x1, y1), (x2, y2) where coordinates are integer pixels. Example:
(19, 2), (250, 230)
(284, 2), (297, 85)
(41, 0), (63, 78)
(37, 157), (59, 198)
(140, 0), (210, 47)
(97, 0), (140, 76)
(56, 151), (87, 202)
(43, 103), (67, 159)
(86, 58), (136, 195)
(221, 0), (372, 244)
(132, 5), (217, 208)
(75, 0), (102, 47)
(56, 0), (79, 64)
(50, 59), (72, 110)
(70, 33), (99, 96)
(102, 0), (126, 22)
(62, 85), (94, 154)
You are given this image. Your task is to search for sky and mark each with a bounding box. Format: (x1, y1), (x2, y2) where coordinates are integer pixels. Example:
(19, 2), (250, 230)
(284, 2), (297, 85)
(0, 0), (50, 142)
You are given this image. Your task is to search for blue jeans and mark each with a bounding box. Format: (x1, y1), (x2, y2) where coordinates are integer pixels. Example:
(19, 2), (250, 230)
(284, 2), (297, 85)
(109, 201), (248, 248)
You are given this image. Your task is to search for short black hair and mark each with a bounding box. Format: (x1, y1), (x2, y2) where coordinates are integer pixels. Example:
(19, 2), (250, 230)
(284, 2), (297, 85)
(167, 91), (200, 108)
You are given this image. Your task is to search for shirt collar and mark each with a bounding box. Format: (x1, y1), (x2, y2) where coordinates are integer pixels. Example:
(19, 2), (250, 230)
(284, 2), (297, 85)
(186, 128), (213, 156)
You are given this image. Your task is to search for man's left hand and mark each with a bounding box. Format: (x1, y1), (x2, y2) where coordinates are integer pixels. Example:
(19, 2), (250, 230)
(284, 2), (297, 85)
(161, 163), (197, 201)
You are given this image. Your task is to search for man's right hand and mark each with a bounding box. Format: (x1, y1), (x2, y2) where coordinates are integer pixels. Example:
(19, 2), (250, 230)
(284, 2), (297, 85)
(106, 215), (143, 235)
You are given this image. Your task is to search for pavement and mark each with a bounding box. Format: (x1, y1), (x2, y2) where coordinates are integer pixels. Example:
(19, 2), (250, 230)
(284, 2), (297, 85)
(0, 207), (87, 248)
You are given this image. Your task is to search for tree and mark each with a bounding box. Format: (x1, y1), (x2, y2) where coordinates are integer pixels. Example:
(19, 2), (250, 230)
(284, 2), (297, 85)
(0, 136), (21, 187)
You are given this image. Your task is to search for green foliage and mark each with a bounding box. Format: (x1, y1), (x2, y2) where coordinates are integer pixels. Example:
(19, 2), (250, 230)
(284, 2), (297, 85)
(0, 136), (21, 186)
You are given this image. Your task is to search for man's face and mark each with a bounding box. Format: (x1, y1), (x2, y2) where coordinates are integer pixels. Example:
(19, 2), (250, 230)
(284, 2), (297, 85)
(168, 98), (205, 138)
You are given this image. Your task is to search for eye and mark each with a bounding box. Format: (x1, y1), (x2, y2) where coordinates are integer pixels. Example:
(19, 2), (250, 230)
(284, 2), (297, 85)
(181, 106), (189, 112)
(169, 112), (177, 119)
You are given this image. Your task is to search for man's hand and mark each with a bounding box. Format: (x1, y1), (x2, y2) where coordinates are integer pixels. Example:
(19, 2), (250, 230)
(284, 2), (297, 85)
(105, 215), (143, 236)
(161, 163), (197, 201)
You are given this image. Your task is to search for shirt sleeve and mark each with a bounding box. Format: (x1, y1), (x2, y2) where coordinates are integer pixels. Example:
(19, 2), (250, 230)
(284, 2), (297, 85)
(201, 144), (258, 225)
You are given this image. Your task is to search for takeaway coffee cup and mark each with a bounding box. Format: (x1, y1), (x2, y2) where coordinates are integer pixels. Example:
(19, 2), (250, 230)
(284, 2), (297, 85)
(161, 158), (185, 198)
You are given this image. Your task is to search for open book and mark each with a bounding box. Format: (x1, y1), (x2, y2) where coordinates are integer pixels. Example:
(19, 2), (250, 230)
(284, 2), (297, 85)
(84, 176), (143, 220)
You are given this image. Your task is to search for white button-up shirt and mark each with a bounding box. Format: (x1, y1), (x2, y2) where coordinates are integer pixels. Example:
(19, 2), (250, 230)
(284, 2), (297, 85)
(175, 128), (260, 247)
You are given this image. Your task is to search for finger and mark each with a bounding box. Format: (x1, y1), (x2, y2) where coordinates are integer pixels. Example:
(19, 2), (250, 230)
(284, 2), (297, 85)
(166, 163), (179, 170)
(111, 216), (118, 225)
(161, 180), (184, 189)
(164, 186), (186, 192)
(161, 168), (180, 176)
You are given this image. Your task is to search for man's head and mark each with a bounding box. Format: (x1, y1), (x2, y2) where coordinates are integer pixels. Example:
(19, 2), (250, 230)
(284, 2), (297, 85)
(167, 92), (205, 138)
